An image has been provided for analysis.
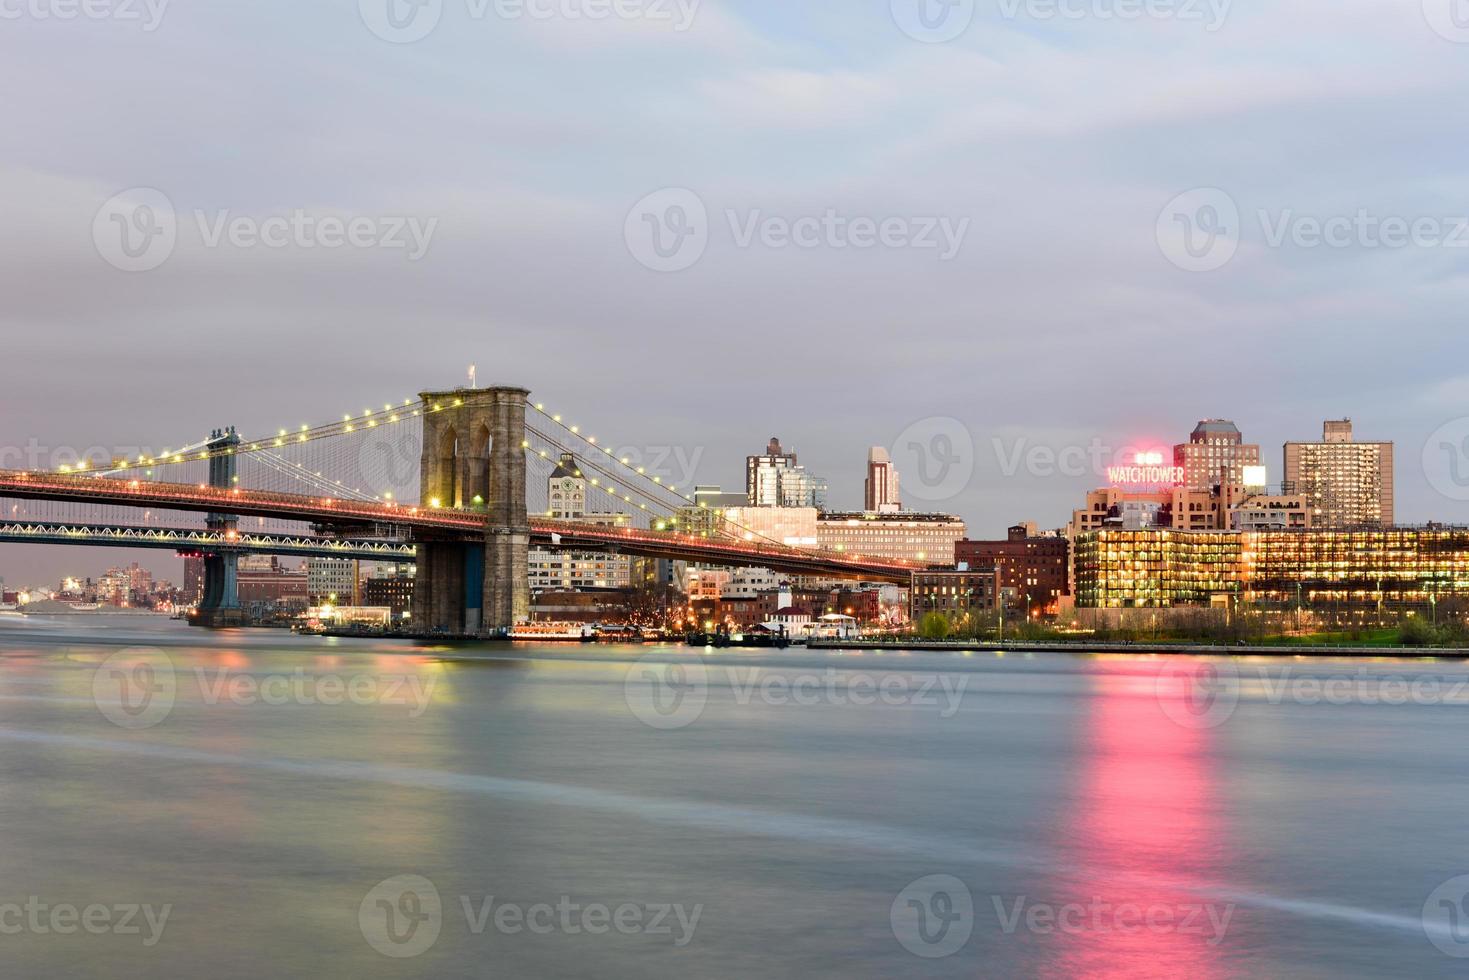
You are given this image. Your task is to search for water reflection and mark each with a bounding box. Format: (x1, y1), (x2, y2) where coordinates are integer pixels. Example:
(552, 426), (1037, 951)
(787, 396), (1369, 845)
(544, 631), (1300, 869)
(1045, 667), (1231, 979)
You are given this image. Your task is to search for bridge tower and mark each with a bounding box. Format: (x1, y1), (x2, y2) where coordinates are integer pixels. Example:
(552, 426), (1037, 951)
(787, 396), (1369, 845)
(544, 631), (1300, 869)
(191, 427), (246, 627)
(412, 386), (530, 634)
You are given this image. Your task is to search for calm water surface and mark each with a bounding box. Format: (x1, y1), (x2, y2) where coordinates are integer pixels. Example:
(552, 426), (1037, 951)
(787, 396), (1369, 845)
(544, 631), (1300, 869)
(0, 615), (1466, 978)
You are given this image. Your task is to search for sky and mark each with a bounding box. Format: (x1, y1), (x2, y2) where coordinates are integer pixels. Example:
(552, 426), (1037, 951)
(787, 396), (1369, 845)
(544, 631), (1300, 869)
(2, 0), (1469, 586)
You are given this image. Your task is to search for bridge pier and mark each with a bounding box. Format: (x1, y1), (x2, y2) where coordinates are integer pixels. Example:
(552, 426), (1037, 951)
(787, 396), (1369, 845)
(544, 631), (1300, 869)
(413, 387), (529, 635)
(191, 427), (248, 628)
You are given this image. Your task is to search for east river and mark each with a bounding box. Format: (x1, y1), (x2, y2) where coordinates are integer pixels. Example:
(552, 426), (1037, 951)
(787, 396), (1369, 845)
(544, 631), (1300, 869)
(1, 615), (1467, 978)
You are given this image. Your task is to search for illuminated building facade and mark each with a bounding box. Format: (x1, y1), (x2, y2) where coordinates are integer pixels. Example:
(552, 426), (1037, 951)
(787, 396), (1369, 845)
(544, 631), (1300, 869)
(1174, 419), (1262, 492)
(1283, 419), (1394, 527)
(1074, 530), (1243, 608)
(817, 512), (965, 564)
(1075, 527), (1469, 614)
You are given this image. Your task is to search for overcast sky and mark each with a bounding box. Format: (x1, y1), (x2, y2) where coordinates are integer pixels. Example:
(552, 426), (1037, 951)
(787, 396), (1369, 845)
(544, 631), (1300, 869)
(3, 0), (1469, 585)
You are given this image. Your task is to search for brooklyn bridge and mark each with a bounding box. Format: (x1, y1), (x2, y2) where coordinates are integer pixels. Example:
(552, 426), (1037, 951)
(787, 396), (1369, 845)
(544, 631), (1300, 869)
(0, 385), (929, 633)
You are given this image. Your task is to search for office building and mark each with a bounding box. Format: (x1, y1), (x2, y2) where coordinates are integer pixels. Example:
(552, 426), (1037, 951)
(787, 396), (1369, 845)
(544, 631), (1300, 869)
(816, 512), (965, 565)
(1074, 526), (1469, 615)
(1283, 419), (1394, 526)
(1174, 420), (1262, 492)
(307, 558), (357, 604)
(955, 525), (1070, 617)
(746, 437), (828, 509)
(911, 568), (1002, 622)
(864, 447), (901, 513)
(531, 452), (633, 591)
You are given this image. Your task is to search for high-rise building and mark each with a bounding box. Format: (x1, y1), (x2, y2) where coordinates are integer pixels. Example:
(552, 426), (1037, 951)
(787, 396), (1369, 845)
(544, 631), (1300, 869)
(1174, 420), (1262, 492)
(746, 438), (828, 509)
(183, 555), (205, 606)
(1283, 419), (1394, 527)
(864, 447), (901, 513)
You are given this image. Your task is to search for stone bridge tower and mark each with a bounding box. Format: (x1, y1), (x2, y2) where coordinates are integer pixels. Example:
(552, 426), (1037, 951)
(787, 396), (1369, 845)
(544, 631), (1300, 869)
(412, 386), (530, 634)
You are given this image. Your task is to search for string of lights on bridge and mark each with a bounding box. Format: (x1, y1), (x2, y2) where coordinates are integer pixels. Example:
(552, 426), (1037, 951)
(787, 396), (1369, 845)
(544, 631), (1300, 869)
(19, 391), (909, 568)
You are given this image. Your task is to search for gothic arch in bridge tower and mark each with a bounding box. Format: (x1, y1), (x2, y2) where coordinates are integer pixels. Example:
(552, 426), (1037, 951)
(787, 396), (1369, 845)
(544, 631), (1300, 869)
(467, 422), (492, 507)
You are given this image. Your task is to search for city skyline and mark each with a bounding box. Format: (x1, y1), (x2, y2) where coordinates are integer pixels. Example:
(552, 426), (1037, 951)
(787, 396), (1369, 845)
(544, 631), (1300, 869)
(5, 3), (1469, 585)
(0, 400), (1457, 586)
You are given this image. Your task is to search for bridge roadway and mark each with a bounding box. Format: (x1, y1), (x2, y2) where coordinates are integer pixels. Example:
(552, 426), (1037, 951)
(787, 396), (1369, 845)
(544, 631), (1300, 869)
(0, 470), (927, 583)
(0, 521), (416, 562)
